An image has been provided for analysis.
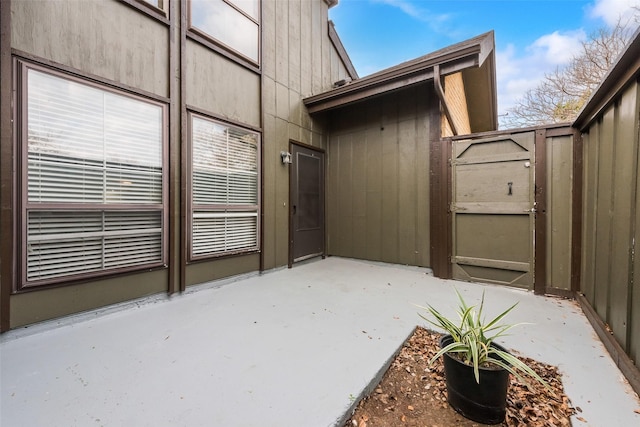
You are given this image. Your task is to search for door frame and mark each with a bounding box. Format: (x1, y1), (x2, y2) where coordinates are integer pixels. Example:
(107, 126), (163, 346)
(288, 140), (326, 267)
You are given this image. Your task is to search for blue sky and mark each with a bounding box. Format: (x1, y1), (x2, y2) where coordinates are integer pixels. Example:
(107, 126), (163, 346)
(329, 0), (640, 117)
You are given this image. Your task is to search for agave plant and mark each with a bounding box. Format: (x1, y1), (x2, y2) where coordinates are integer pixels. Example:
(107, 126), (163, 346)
(417, 289), (551, 390)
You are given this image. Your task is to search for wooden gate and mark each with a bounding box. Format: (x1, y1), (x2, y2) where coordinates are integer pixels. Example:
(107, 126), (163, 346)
(451, 133), (535, 288)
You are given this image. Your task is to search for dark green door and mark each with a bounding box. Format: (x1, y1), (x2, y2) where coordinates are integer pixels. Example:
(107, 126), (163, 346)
(290, 144), (325, 263)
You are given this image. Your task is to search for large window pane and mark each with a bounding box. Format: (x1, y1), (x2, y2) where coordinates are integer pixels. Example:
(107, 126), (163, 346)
(28, 70), (163, 205)
(24, 67), (165, 285)
(229, 0), (259, 20)
(191, 115), (259, 257)
(190, 0), (259, 62)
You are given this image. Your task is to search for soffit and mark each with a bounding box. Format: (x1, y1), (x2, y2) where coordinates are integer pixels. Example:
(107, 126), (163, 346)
(303, 31), (498, 133)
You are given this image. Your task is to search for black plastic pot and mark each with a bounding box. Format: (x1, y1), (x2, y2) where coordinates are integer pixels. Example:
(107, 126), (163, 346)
(439, 334), (510, 425)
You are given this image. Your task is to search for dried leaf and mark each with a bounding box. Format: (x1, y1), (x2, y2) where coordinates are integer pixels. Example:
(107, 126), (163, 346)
(346, 327), (576, 427)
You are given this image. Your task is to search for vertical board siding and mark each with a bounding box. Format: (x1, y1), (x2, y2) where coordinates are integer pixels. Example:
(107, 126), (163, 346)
(633, 94), (640, 363)
(326, 88), (432, 267)
(5, 0), (353, 326)
(365, 127), (383, 261)
(8, 0), (173, 326)
(260, 0), (351, 270)
(185, 42), (261, 127)
(582, 129), (598, 302)
(609, 85), (638, 348)
(581, 79), (640, 366)
(594, 108), (615, 321)
(381, 100), (400, 262)
(546, 135), (573, 291)
(11, 0), (169, 97)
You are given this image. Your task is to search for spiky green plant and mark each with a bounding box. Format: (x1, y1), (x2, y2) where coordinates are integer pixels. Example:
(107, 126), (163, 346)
(417, 289), (551, 391)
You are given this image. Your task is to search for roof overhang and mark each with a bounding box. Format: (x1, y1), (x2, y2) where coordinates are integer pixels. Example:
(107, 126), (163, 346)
(303, 31), (498, 132)
(573, 26), (640, 131)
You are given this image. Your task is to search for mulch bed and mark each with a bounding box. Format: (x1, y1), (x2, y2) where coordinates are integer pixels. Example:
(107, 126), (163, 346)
(345, 327), (577, 427)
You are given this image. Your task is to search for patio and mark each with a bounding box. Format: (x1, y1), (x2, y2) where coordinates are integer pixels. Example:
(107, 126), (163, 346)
(1, 256), (638, 426)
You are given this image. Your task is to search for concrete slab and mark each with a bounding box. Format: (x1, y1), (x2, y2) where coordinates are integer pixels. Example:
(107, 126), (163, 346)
(1, 257), (639, 426)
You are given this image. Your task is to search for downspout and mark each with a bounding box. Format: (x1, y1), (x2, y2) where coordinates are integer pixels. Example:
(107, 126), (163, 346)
(433, 64), (458, 136)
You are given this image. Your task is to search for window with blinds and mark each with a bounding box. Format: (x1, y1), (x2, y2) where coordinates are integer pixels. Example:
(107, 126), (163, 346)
(190, 115), (259, 258)
(22, 66), (165, 287)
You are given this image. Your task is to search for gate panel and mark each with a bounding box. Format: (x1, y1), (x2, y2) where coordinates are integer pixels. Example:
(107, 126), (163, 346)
(452, 132), (535, 288)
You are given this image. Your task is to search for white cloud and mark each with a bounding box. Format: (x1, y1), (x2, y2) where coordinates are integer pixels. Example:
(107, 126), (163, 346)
(496, 30), (586, 117)
(588, 0), (640, 26)
(531, 30), (586, 65)
(372, 0), (451, 27)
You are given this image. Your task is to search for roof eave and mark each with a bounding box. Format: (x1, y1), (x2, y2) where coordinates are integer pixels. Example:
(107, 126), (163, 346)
(303, 31), (496, 118)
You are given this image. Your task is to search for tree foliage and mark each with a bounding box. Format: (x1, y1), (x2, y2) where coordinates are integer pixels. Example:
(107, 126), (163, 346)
(501, 18), (638, 129)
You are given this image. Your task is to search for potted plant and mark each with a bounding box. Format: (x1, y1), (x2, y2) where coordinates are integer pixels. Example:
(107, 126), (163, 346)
(417, 289), (551, 425)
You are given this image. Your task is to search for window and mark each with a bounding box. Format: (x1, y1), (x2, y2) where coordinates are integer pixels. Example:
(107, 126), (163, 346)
(21, 65), (166, 287)
(189, 114), (259, 258)
(140, 0), (163, 7)
(189, 0), (260, 64)
(121, 0), (169, 22)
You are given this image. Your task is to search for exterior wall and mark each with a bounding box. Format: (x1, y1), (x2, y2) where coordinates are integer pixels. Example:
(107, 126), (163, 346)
(545, 134), (573, 292)
(7, 0), (172, 328)
(441, 72), (471, 137)
(581, 80), (640, 363)
(325, 87), (435, 267)
(261, 0), (350, 270)
(1, 0), (354, 329)
(185, 42), (261, 127)
(12, 0), (169, 97)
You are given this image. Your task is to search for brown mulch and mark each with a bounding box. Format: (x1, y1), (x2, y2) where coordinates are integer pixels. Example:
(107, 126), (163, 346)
(345, 327), (577, 427)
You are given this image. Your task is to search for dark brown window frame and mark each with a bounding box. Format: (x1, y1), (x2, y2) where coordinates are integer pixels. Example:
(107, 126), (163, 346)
(15, 59), (169, 291)
(119, 0), (170, 25)
(186, 0), (261, 73)
(186, 110), (261, 262)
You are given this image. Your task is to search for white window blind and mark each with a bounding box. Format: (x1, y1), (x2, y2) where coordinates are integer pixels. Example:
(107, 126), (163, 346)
(24, 68), (164, 284)
(191, 116), (259, 257)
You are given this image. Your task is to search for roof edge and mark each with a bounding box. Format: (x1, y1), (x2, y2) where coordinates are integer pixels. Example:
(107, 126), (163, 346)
(303, 31), (496, 114)
(573, 26), (640, 130)
(328, 21), (358, 80)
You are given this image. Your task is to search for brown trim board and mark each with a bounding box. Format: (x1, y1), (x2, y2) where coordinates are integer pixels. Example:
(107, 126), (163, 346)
(179, 0), (187, 292)
(577, 293), (640, 396)
(167, 0), (178, 294)
(429, 89), (450, 279)
(0, 0), (12, 331)
(534, 129), (547, 295)
(571, 130), (583, 293)
(328, 20), (358, 80)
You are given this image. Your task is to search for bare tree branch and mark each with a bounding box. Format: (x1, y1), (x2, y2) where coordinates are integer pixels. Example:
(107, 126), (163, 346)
(501, 17), (638, 129)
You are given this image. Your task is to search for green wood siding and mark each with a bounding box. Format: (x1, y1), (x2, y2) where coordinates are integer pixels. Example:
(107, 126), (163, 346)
(546, 135), (573, 291)
(581, 80), (640, 361)
(326, 88), (433, 267)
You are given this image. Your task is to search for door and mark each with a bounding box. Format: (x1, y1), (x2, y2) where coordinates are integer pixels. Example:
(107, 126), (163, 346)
(290, 143), (325, 263)
(451, 133), (535, 288)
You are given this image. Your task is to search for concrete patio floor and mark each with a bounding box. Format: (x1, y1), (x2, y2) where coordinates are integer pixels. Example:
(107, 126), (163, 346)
(1, 257), (639, 427)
